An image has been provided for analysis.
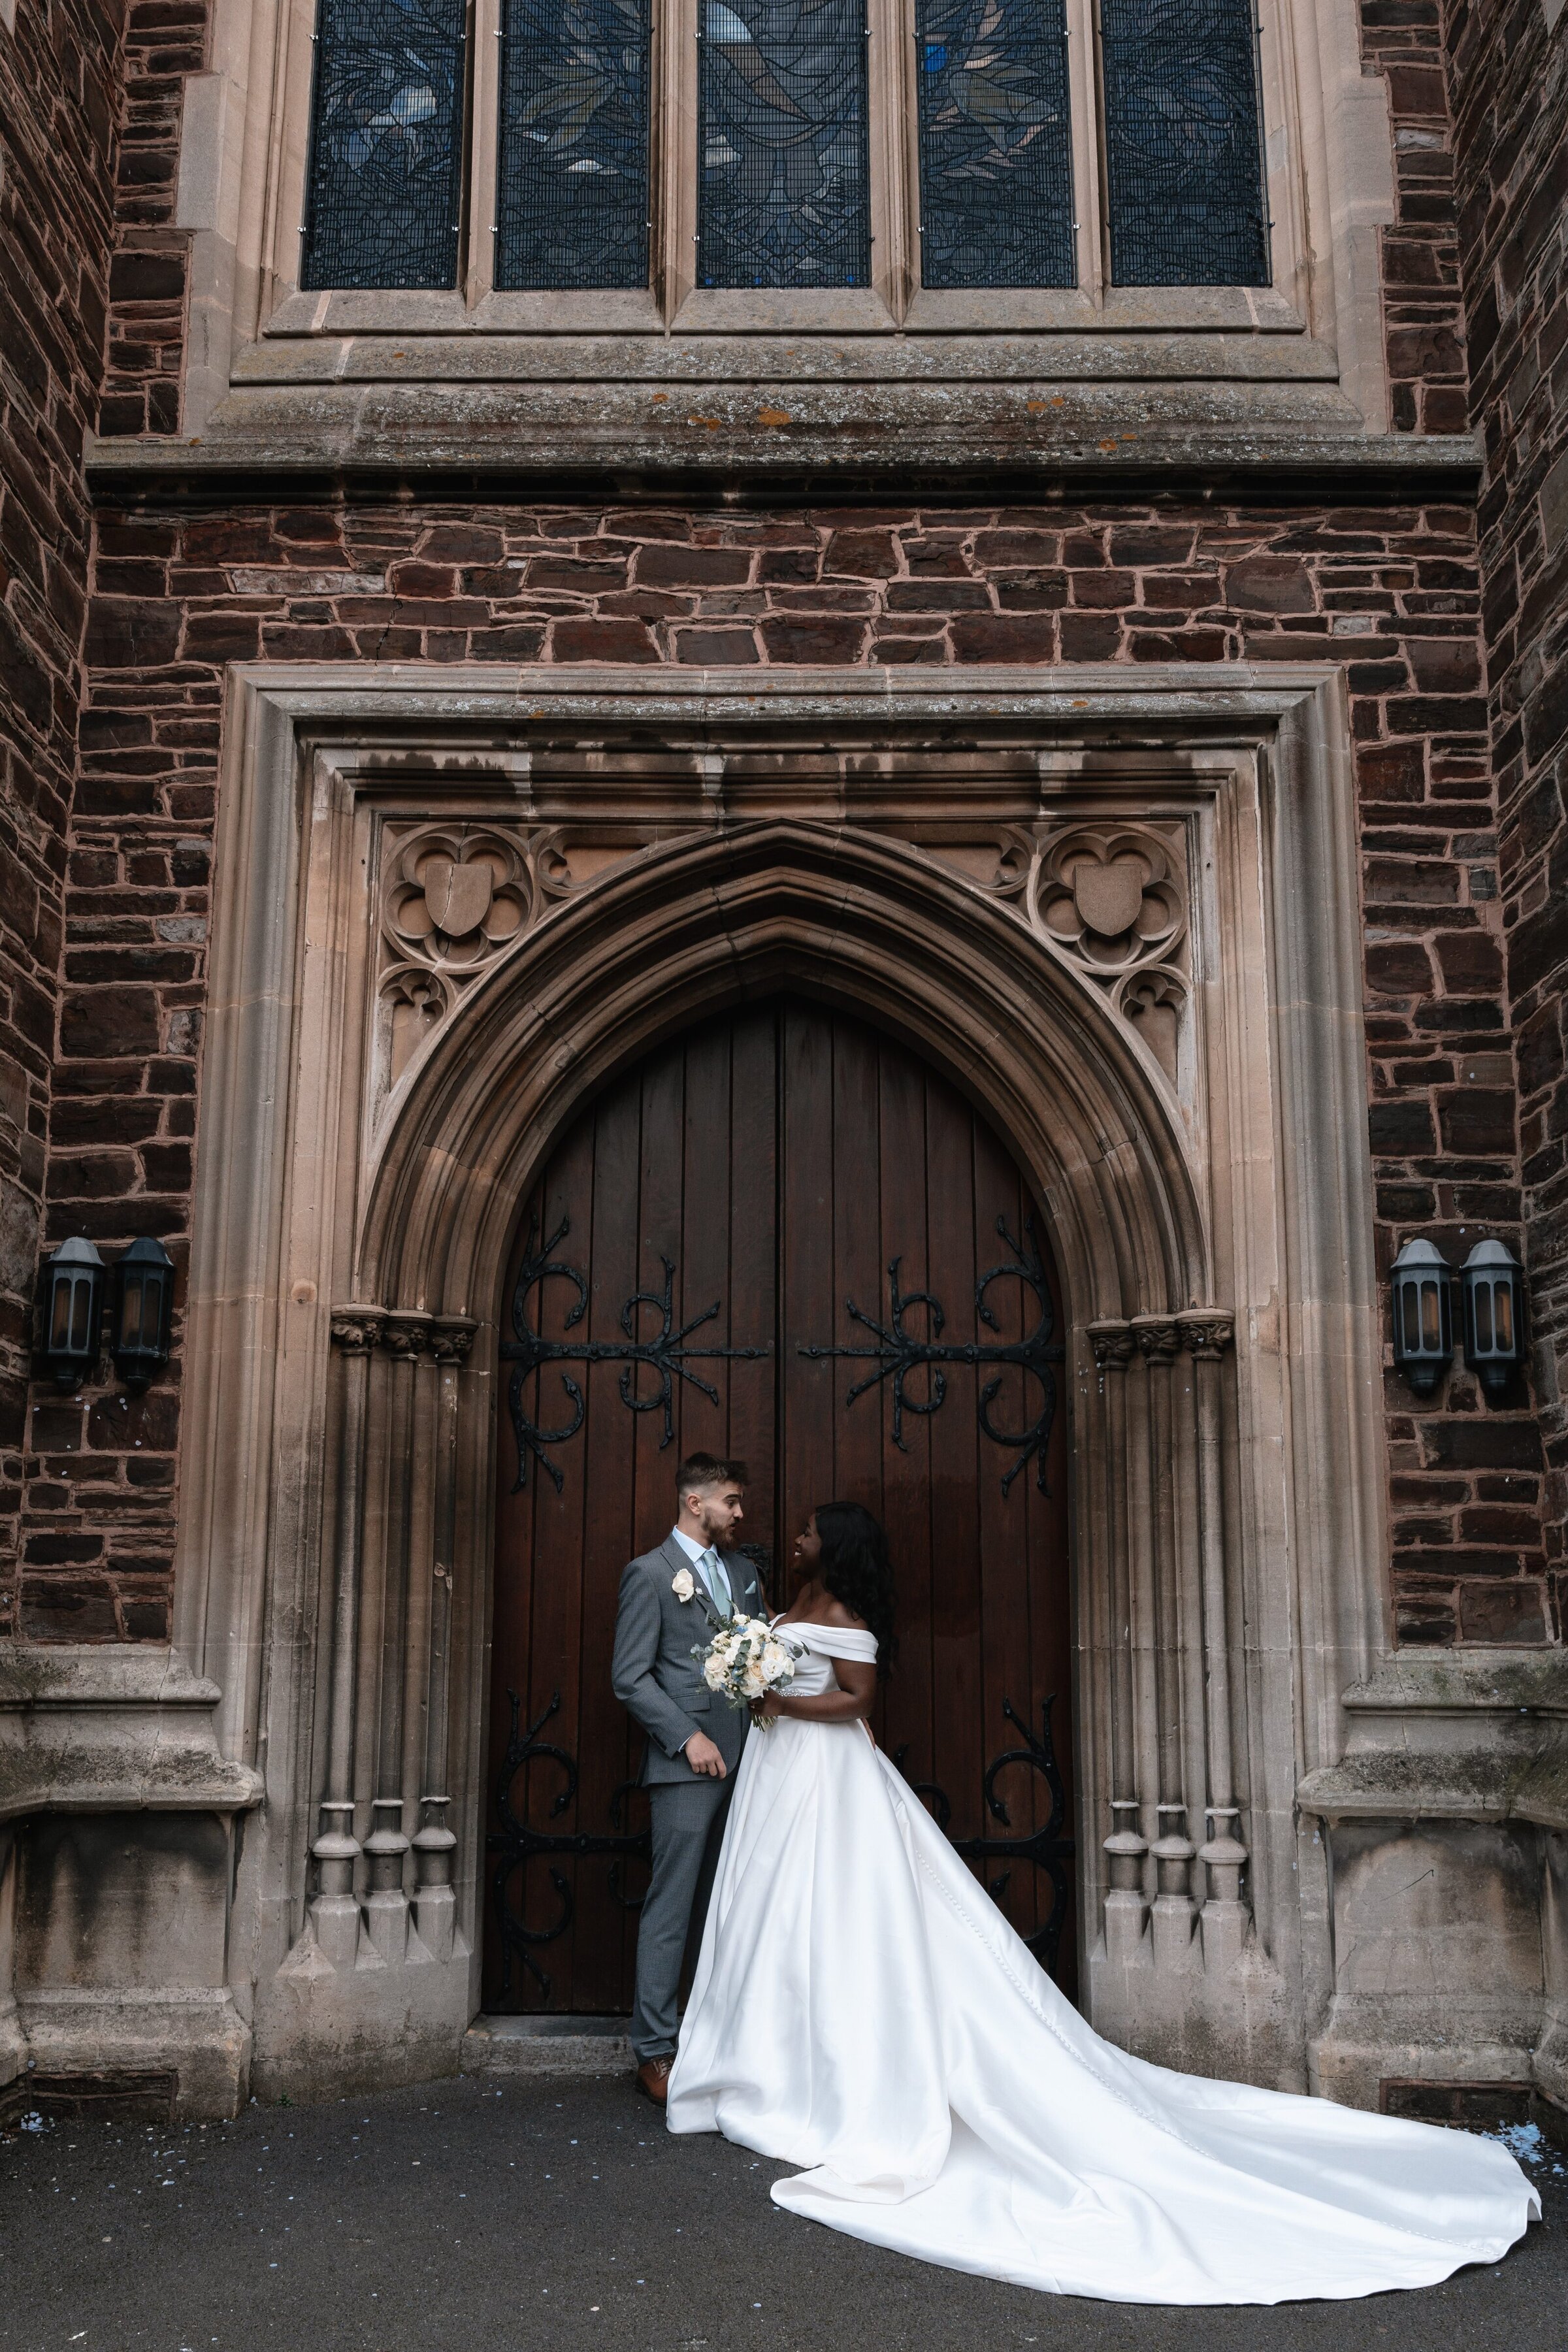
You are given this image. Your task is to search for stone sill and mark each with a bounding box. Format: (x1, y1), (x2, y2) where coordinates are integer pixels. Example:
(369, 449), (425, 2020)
(1298, 1648), (1568, 1831)
(260, 286), (1310, 345)
(0, 1647), (263, 1821)
(86, 384), (1485, 504)
(234, 329), (1335, 387)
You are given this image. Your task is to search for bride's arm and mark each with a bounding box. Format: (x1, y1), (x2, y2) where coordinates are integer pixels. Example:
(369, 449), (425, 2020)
(757, 1658), (875, 1725)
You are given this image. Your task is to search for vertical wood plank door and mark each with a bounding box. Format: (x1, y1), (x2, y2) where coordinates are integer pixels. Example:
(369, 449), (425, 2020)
(486, 999), (1073, 2015)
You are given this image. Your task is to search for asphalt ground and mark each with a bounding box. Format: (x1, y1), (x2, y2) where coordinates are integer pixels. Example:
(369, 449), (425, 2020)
(0, 2070), (1563, 2352)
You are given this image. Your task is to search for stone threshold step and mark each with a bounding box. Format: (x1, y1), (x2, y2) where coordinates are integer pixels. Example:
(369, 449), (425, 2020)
(462, 2014), (633, 2076)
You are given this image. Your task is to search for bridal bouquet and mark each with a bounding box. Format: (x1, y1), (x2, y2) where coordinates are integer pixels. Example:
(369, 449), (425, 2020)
(694, 1614), (796, 1726)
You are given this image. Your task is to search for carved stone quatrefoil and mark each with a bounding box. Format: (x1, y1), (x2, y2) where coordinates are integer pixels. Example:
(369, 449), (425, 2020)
(1037, 827), (1186, 977)
(370, 819), (681, 1126)
(384, 828), (531, 971)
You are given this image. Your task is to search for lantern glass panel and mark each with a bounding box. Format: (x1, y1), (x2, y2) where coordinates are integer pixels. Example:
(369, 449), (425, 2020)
(1493, 1281), (1512, 1353)
(69, 1280), (91, 1352)
(1420, 1279), (1441, 1351)
(120, 1277), (145, 1351)
(50, 1281), (72, 1352)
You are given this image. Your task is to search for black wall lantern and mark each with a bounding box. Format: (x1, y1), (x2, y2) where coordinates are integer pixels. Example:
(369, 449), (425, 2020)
(38, 1234), (176, 1394)
(113, 1236), (174, 1390)
(1390, 1237), (1452, 1394)
(40, 1237), (106, 1392)
(1392, 1233), (1527, 1397)
(1461, 1237), (1524, 1394)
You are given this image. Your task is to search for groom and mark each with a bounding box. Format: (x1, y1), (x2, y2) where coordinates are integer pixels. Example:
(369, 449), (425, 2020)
(611, 1452), (760, 2104)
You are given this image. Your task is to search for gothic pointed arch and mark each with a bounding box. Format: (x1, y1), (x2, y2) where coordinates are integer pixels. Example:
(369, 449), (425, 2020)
(358, 819), (1211, 1341)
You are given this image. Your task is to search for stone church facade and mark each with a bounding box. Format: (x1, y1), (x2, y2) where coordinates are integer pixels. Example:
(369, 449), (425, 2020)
(0, 0), (1565, 2122)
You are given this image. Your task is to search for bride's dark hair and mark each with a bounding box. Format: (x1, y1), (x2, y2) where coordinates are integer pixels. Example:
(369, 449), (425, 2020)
(815, 1501), (896, 1669)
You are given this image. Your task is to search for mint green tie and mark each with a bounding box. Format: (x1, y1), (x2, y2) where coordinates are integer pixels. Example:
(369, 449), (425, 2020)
(701, 1547), (733, 1615)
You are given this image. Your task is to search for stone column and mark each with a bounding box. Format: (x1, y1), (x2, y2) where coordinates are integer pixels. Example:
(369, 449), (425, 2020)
(1133, 1314), (1194, 1967)
(1123, 1328), (1160, 1872)
(1088, 1320), (1145, 1963)
(1171, 1339), (1209, 1912)
(412, 1315), (476, 1965)
(1150, 1803), (1198, 1972)
(363, 1311), (431, 1965)
(1179, 1309), (1249, 1969)
(311, 1307), (384, 1967)
(1103, 1799), (1149, 1967)
(1133, 1317), (1183, 1806)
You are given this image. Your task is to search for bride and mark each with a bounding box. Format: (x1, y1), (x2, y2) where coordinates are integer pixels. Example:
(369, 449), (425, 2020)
(665, 1502), (1539, 2305)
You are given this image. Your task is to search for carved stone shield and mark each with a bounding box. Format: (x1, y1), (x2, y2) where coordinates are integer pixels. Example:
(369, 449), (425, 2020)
(1072, 857), (1145, 940)
(422, 855), (493, 939)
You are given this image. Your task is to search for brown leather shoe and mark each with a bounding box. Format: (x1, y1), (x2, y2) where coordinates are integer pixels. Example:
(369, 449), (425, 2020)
(636, 2055), (673, 2104)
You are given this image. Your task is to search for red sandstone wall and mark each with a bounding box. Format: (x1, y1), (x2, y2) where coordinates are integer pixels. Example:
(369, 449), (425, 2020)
(1362, 0), (1471, 435)
(99, 0), (202, 436)
(1450, 0), (1568, 1630)
(0, 0), (123, 1626)
(18, 0), (1558, 1644)
(42, 495), (1543, 1645)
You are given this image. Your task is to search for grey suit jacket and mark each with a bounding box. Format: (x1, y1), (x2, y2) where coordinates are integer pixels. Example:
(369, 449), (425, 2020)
(611, 1533), (762, 1787)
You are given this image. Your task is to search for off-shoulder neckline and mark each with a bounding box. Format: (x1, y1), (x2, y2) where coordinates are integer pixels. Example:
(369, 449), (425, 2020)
(772, 1606), (869, 1633)
(774, 1617), (879, 1658)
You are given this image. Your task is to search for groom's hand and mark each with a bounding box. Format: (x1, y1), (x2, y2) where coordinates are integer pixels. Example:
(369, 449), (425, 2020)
(685, 1731), (727, 1778)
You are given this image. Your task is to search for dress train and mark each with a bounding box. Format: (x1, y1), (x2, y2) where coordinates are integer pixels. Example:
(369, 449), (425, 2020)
(666, 1622), (1537, 2305)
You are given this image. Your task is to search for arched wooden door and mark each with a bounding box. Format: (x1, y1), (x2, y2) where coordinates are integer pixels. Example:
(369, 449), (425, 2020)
(486, 999), (1075, 2014)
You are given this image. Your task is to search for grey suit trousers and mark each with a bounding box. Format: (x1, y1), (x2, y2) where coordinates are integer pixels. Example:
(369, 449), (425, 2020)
(630, 1774), (734, 2060)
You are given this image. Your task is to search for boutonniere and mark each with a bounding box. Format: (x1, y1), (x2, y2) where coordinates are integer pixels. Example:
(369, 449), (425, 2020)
(672, 1566), (696, 1603)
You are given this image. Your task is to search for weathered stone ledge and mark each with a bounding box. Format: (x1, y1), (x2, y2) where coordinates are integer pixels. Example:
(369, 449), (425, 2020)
(1298, 1650), (1568, 1829)
(0, 1647), (263, 1821)
(85, 390), (1486, 504)
(1340, 1650), (1568, 1718)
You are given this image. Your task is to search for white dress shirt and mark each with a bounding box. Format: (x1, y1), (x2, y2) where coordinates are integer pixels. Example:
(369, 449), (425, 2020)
(670, 1524), (733, 1614)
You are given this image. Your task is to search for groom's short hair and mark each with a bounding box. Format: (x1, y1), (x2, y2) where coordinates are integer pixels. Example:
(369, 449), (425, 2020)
(676, 1451), (748, 1497)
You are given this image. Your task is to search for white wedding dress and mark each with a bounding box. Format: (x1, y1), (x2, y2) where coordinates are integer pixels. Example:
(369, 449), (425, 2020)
(666, 1622), (1538, 2305)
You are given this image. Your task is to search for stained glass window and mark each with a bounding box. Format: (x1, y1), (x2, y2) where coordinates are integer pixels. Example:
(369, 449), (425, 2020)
(915, 0), (1075, 289)
(495, 0), (651, 289)
(696, 0), (872, 289)
(1100, 0), (1269, 287)
(300, 0), (466, 289)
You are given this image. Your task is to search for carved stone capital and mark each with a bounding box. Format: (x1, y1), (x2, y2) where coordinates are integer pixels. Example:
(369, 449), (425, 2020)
(330, 1305), (385, 1354)
(1177, 1308), (1235, 1360)
(1130, 1313), (1181, 1361)
(1087, 1318), (1135, 1368)
(429, 1316), (478, 1364)
(382, 1311), (434, 1358)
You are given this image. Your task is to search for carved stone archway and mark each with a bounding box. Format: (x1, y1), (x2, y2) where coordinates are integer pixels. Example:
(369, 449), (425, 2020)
(171, 664), (1384, 2103)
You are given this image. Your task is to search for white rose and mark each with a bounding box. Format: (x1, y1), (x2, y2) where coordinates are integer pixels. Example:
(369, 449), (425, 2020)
(703, 1656), (727, 1691)
(672, 1567), (696, 1603)
(742, 1665), (765, 1697)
